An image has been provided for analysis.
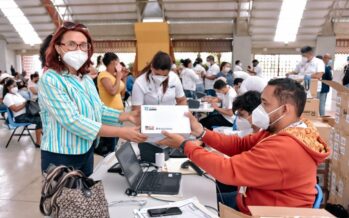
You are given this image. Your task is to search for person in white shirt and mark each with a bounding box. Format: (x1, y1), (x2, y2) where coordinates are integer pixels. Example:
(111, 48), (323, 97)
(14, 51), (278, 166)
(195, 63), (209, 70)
(288, 46), (324, 97)
(28, 72), (39, 101)
(204, 55), (220, 96)
(193, 57), (205, 93)
(3, 78), (42, 147)
(247, 59), (263, 77)
(234, 60), (243, 72)
(200, 80), (237, 130)
(239, 76), (267, 94)
(132, 51), (187, 110)
(234, 70), (250, 80)
(180, 59), (199, 98)
(0, 74), (13, 112)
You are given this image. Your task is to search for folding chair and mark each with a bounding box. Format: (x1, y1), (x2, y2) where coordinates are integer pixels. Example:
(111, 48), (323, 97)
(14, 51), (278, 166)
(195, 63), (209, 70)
(5, 108), (35, 148)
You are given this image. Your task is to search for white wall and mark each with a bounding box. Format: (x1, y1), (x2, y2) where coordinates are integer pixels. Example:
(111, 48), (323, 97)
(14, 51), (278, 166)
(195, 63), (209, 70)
(0, 39), (17, 73)
(6, 47), (16, 72)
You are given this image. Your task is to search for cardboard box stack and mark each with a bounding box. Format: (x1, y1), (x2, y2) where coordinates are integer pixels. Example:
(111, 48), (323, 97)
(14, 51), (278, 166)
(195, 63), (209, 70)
(322, 81), (349, 211)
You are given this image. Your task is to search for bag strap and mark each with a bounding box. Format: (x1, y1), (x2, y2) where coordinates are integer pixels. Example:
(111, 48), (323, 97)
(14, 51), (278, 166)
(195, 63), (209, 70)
(40, 168), (86, 216)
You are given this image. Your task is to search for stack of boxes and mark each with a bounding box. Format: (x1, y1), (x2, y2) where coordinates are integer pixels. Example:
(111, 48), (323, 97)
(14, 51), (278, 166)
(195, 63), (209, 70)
(323, 81), (349, 211)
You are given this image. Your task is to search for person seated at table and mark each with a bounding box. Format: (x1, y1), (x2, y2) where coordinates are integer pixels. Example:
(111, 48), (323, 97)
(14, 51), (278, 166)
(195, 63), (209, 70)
(132, 51), (187, 110)
(199, 80), (237, 130)
(158, 78), (330, 215)
(233, 91), (261, 137)
(3, 78), (42, 147)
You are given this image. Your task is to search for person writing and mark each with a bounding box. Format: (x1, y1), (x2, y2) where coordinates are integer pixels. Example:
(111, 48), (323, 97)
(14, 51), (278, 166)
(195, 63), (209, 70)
(158, 78), (330, 214)
(39, 22), (147, 176)
(132, 51), (187, 111)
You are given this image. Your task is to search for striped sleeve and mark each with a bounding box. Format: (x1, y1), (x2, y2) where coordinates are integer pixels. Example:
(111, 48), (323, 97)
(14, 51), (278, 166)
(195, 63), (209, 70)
(101, 105), (123, 126)
(39, 73), (102, 141)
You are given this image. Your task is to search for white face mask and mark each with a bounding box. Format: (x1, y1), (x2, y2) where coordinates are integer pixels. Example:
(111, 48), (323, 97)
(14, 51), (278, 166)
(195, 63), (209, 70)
(302, 57), (308, 63)
(236, 116), (251, 131)
(10, 87), (18, 94)
(62, 50), (88, 71)
(152, 74), (168, 86)
(251, 104), (285, 130)
(206, 62), (211, 67)
(223, 67), (231, 73)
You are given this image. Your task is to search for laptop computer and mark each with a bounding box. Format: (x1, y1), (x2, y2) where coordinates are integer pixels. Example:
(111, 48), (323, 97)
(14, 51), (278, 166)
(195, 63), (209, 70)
(115, 142), (182, 195)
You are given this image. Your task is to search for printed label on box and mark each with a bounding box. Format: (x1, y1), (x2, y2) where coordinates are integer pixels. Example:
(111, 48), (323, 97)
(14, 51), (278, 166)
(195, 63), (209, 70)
(337, 96), (341, 105)
(340, 144), (346, 155)
(334, 151), (339, 160)
(334, 142), (339, 152)
(340, 136), (346, 155)
(338, 179), (344, 197)
(335, 114), (340, 124)
(335, 133), (340, 142)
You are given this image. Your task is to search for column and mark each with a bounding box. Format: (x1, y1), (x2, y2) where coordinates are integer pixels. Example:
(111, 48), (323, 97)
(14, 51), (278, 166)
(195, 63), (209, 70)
(233, 36), (252, 71)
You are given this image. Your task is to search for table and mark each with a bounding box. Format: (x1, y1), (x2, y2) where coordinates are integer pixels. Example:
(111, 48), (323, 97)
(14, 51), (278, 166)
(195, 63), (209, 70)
(189, 106), (214, 113)
(91, 151), (218, 218)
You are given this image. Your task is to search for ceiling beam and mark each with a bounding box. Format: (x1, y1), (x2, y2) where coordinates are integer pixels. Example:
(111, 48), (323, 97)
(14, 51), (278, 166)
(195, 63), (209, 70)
(41, 0), (62, 27)
(72, 11), (137, 16)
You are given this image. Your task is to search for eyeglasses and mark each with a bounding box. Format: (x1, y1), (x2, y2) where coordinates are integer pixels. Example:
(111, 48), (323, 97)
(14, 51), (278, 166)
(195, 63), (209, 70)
(60, 41), (91, 51)
(62, 21), (88, 30)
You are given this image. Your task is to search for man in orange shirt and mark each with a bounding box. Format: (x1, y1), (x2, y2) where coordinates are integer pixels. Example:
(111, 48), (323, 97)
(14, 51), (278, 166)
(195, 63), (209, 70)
(159, 78), (330, 214)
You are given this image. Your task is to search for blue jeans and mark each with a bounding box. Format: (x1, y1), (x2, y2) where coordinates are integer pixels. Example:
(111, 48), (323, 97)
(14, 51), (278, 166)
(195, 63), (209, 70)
(184, 90), (196, 99)
(196, 84), (205, 93)
(217, 191), (239, 211)
(41, 145), (95, 177)
(0, 103), (6, 111)
(205, 89), (216, 97)
(318, 92), (327, 116)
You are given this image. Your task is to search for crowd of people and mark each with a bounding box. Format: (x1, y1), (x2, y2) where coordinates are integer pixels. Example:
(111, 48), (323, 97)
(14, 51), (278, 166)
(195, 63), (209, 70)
(1, 21), (349, 215)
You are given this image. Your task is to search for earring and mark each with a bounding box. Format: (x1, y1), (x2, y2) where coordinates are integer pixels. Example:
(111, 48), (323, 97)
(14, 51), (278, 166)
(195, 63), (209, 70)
(58, 55), (61, 62)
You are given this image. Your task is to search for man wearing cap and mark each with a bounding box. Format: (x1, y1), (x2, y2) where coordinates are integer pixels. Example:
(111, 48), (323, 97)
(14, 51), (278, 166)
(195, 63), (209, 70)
(342, 56), (349, 88)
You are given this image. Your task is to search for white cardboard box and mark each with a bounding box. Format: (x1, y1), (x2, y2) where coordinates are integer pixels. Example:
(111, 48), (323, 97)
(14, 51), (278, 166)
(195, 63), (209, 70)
(141, 105), (191, 142)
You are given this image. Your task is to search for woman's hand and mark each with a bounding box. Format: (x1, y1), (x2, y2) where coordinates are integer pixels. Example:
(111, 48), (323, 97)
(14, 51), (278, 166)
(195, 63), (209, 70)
(118, 126), (147, 143)
(157, 131), (185, 149)
(185, 112), (204, 137)
(119, 110), (141, 125)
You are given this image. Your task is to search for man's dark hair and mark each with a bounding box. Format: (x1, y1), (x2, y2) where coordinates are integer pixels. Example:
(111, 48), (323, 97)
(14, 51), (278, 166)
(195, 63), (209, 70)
(316, 55), (323, 60)
(207, 55), (215, 62)
(233, 78), (244, 86)
(213, 79), (227, 90)
(102, 52), (119, 66)
(252, 59), (259, 64)
(180, 59), (192, 68)
(233, 91), (261, 114)
(39, 34), (53, 68)
(267, 78), (306, 117)
(235, 60), (240, 65)
(30, 72), (39, 80)
(301, 46), (314, 54)
(193, 57), (203, 67)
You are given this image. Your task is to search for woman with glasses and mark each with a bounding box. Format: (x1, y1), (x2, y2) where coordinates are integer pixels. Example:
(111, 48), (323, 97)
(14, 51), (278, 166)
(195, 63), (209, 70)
(39, 22), (147, 176)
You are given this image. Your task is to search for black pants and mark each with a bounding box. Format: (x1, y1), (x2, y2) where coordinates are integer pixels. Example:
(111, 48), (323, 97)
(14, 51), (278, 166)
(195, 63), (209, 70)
(95, 137), (119, 157)
(200, 114), (233, 130)
(41, 146), (94, 177)
(15, 113), (42, 129)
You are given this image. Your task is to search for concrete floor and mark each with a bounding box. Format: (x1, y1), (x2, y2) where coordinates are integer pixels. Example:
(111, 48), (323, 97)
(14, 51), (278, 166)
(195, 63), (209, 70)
(0, 119), (103, 218)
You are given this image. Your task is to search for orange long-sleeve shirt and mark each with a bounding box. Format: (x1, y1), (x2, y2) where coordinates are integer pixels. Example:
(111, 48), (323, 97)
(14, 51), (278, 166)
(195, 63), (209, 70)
(184, 119), (330, 214)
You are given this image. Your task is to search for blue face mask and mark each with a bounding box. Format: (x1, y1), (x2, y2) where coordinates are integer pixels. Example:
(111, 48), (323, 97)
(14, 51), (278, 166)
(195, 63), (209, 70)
(328, 60), (333, 66)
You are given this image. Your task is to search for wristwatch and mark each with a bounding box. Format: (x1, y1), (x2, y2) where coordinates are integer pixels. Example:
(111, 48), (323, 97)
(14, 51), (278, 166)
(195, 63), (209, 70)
(195, 127), (207, 141)
(179, 139), (192, 154)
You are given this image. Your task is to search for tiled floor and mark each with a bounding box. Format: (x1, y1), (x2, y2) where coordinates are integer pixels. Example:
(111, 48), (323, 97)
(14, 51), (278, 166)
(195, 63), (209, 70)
(0, 120), (103, 218)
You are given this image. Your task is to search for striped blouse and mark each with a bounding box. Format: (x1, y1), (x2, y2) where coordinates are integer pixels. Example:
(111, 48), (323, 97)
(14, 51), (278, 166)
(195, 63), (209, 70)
(38, 69), (123, 155)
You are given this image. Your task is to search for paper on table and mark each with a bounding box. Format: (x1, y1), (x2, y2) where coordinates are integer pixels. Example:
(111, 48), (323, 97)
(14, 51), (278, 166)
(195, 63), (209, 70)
(164, 158), (197, 175)
(134, 197), (218, 218)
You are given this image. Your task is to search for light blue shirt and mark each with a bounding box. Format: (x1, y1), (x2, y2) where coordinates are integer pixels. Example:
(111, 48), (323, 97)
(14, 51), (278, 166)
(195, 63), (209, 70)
(38, 69), (122, 155)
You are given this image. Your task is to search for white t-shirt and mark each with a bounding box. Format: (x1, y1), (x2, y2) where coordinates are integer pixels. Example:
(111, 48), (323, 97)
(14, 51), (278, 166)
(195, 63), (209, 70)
(234, 65), (243, 72)
(217, 86), (237, 123)
(0, 85), (3, 99)
(205, 63), (220, 90)
(132, 71), (185, 106)
(3, 93), (26, 117)
(294, 57), (325, 92)
(28, 80), (38, 100)
(233, 71), (250, 80)
(239, 76), (267, 94)
(181, 68), (199, 91)
(193, 64), (205, 84)
(253, 65), (263, 77)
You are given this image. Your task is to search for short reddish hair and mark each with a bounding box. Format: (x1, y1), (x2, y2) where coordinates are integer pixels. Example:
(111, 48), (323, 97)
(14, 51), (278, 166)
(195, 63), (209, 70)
(45, 23), (94, 75)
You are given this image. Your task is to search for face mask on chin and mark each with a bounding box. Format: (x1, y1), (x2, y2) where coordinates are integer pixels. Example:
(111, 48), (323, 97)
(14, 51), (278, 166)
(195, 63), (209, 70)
(251, 104), (285, 130)
(10, 87), (18, 94)
(302, 57), (308, 63)
(223, 67), (231, 73)
(62, 50), (88, 71)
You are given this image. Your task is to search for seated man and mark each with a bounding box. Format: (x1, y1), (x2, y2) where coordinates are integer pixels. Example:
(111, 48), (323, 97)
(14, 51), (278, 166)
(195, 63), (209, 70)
(159, 78), (330, 214)
(200, 80), (237, 130)
(233, 91), (261, 137)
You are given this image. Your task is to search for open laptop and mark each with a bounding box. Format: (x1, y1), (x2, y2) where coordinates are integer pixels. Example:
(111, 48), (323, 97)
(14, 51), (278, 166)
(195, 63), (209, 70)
(115, 142), (182, 195)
